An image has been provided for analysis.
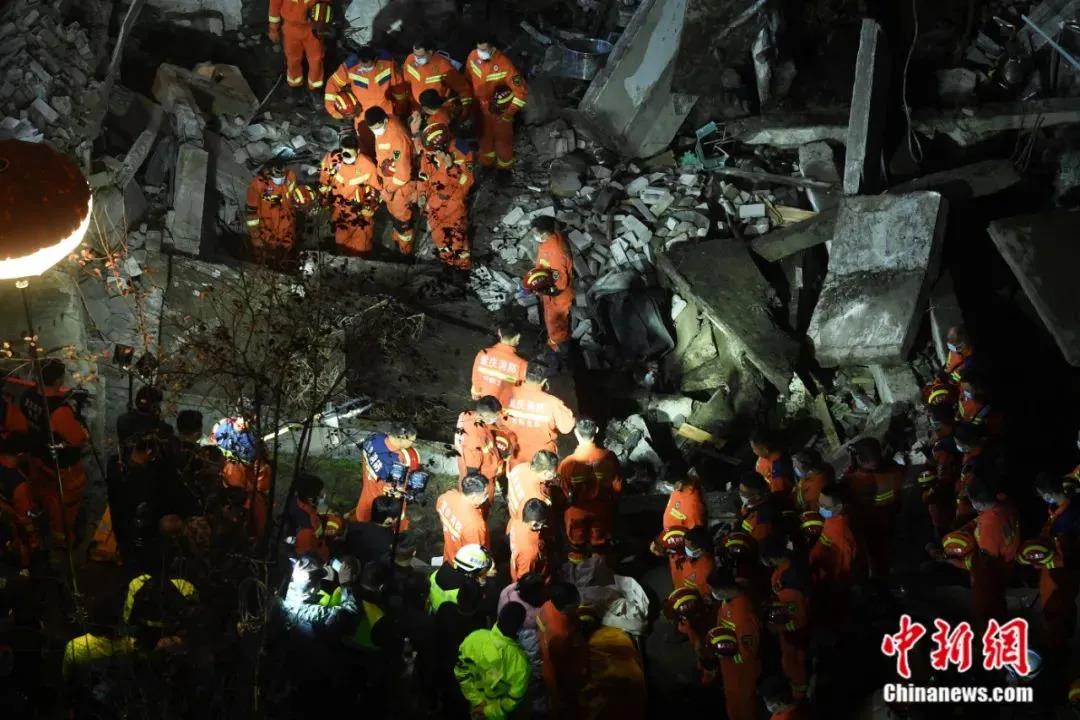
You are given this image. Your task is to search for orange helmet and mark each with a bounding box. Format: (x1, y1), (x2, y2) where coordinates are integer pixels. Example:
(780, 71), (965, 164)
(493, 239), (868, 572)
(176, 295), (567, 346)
(489, 84), (513, 115)
(663, 587), (705, 623)
(942, 529), (975, 561)
(323, 513), (346, 539)
(422, 122), (450, 153)
(523, 267), (557, 295)
(1018, 538), (1054, 566)
(1068, 678), (1080, 705)
(721, 530), (753, 561)
(1064, 472), (1079, 496)
(925, 378), (957, 407)
(705, 626), (739, 658)
(917, 469), (937, 488)
(799, 511), (824, 544)
(658, 527), (687, 555)
(309, 1), (333, 26)
(575, 604), (600, 630)
(333, 89), (359, 117)
(379, 157), (396, 178)
(764, 600), (793, 628)
(291, 184), (317, 208)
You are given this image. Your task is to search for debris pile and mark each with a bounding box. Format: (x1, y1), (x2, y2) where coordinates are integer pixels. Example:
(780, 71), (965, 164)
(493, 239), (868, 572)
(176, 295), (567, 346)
(0, 0), (102, 154)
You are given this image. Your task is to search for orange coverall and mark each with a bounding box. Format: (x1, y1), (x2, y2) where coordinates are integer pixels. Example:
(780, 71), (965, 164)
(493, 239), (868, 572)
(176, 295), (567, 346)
(537, 600), (588, 717)
(737, 500), (775, 597)
(454, 410), (503, 506)
(246, 170), (299, 259)
(535, 231), (574, 349)
(508, 516), (549, 581)
(670, 551), (715, 597)
(756, 451), (794, 507)
(465, 49), (528, 169)
(771, 561), (809, 699)
(715, 592), (761, 720)
(268, 0), (324, 91)
(436, 488), (488, 565)
(324, 57), (406, 120)
(1035, 500), (1079, 652)
(944, 347), (974, 383)
(507, 463), (551, 523)
(845, 462), (903, 579)
(557, 444), (622, 554)
(794, 469), (828, 512)
(663, 484), (707, 532)
(318, 149), (380, 254)
(418, 142), (474, 269)
(403, 52), (473, 111)
(372, 115), (416, 252)
(967, 505), (1019, 631)
(809, 514), (857, 629)
(470, 342), (528, 406)
(354, 440), (418, 529)
(222, 456), (272, 541)
(293, 497), (330, 563)
(504, 383), (575, 466)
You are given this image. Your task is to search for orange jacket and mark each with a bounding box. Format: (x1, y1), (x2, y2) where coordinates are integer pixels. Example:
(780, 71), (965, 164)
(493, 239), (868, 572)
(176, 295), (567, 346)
(537, 600), (587, 713)
(293, 497), (330, 563)
(770, 561), (808, 633)
(508, 517), (549, 581)
(974, 504), (1020, 563)
(671, 552), (714, 596)
(794, 470), (829, 512)
(944, 347), (974, 382)
(402, 52), (473, 110)
(557, 443), (622, 508)
(436, 488), (488, 564)
(470, 342), (528, 405)
(664, 485), (707, 531)
(714, 591), (761, 667)
(318, 150), (380, 205)
(845, 463), (904, 512)
(507, 463), (550, 522)
(454, 410), (502, 480)
(755, 451), (793, 498)
(504, 384), (575, 462)
(466, 49), (528, 115)
(372, 115), (414, 191)
(536, 231), (573, 297)
(246, 171), (299, 239)
(325, 57), (406, 120)
(268, 0), (316, 30)
(809, 515), (857, 588)
(417, 143), (474, 213)
(222, 457), (272, 494)
(739, 500), (775, 542)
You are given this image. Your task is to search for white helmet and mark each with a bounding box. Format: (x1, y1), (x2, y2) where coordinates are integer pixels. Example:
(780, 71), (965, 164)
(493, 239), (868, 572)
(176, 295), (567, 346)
(454, 544), (491, 574)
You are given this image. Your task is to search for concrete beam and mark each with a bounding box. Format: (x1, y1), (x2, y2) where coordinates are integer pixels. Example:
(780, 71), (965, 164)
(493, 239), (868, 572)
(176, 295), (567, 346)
(167, 144), (209, 256)
(722, 111), (848, 148)
(145, 0), (243, 31)
(749, 209), (837, 262)
(912, 97), (1080, 146)
(929, 271), (964, 366)
(888, 159), (1021, 200)
(844, 19), (889, 195)
(987, 210), (1080, 366)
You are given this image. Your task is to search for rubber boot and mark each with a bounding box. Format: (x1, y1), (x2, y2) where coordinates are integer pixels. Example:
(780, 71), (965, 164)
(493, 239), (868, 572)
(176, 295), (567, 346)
(309, 90), (323, 109)
(288, 86), (305, 106)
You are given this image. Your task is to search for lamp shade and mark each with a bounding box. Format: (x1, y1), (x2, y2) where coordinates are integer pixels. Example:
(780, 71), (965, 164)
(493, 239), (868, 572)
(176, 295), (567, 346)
(0, 140), (92, 280)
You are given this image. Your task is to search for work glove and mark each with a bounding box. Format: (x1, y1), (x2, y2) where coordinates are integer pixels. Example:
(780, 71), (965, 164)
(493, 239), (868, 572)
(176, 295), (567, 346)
(516, 281), (532, 300)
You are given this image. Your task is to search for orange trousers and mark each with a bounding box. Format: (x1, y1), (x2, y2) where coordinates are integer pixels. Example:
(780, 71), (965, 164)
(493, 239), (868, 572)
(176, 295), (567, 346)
(427, 195), (470, 269)
(565, 503), (612, 549)
(282, 22), (324, 90)
(541, 292), (572, 348)
(249, 210), (295, 265)
(382, 185), (415, 253)
(30, 463), (84, 544)
(863, 506), (895, 579)
(720, 659), (760, 720)
(778, 629), (809, 700)
(479, 111), (515, 168)
(330, 202), (376, 255)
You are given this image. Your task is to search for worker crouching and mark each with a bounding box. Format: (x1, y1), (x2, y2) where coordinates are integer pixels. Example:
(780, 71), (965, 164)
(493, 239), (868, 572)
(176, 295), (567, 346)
(417, 120), (475, 270)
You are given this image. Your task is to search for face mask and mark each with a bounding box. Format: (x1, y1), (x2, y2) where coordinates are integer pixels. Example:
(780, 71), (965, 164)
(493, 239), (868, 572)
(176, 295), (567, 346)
(414, 55), (429, 66)
(794, 466), (807, 479)
(819, 506), (834, 519)
(271, 175), (285, 185)
(477, 49), (492, 61)
(947, 342), (958, 353)
(1076, 439), (1080, 450)
(372, 126), (386, 137)
(962, 390), (973, 401)
(739, 495), (751, 507)
(1041, 494), (1057, 506)
(954, 444), (968, 454)
(684, 547), (702, 559)
(359, 64), (374, 73)
(341, 150), (357, 164)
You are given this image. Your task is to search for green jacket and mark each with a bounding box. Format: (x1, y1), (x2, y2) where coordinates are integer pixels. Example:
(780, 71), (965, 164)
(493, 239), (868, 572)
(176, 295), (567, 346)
(454, 626), (530, 720)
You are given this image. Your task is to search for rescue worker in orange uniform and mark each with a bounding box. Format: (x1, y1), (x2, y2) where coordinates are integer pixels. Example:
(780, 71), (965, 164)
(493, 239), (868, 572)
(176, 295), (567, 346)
(524, 216), (575, 352)
(504, 363), (575, 467)
(668, 525), (716, 596)
(289, 473), (330, 562)
(355, 423), (419, 529)
(412, 90), (462, 154)
(416, 119), (475, 269)
(955, 374), (1002, 437)
(760, 537), (810, 700)
(509, 497), (551, 582)
(317, 134), (381, 255)
(705, 567), (762, 720)
(943, 325), (975, 384)
(760, 676), (808, 720)
(663, 464), (708, 532)
(948, 476), (1019, 632)
(245, 161), (302, 264)
(923, 423), (961, 540)
(436, 473), (490, 565)
(364, 107), (417, 254)
(792, 448), (831, 512)
(324, 45), (407, 125)
(537, 582), (588, 717)
(844, 437), (903, 582)
(750, 428), (794, 507)
(1029, 473), (1080, 654)
(470, 323), (528, 406)
(402, 39), (473, 115)
(454, 395), (513, 509)
(268, 0), (328, 106)
(734, 473), (776, 595)
(0, 437), (37, 570)
(953, 423), (992, 527)
(466, 35), (528, 171)
(507, 450), (558, 523)
(809, 482), (858, 631)
(557, 418), (623, 561)
(13, 361), (89, 545)
(214, 419), (273, 543)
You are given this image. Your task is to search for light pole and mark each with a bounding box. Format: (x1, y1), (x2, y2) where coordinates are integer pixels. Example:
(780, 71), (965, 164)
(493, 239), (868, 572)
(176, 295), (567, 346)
(0, 140), (93, 603)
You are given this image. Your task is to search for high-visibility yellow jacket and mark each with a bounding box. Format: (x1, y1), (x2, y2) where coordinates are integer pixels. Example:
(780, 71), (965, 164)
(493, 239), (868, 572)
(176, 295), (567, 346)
(454, 626), (530, 720)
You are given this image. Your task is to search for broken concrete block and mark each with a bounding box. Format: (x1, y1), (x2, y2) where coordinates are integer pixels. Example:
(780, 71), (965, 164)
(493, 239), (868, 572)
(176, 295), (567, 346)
(501, 206), (526, 226)
(290, 134), (307, 150)
(929, 271), (964, 366)
(568, 230), (592, 252)
(578, 0), (697, 159)
(626, 176), (650, 196)
(246, 123), (270, 142)
(987, 210), (1080, 366)
(888, 159), (1021, 200)
(798, 141), (841, 212)
(750, 209), (837, 262)
(913, 98), (1080, 147)
(870, 364), (921, 405)
(843, 19), (889, 195)
(621, 214), (653, 244)
(29, 98), (57, 125)
(808, 192), (947, 366)
(936, 67), (977, 104)
(167, 144), (209, 256)
(738, 203), (766, 219)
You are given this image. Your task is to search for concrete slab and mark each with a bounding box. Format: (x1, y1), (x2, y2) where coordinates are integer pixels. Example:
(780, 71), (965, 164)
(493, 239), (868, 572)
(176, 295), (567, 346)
(799, 141), (841, 212)
(749, 209), (837, 262)
(168, 144), (209, 256)
(578, 0), (698, 159)
(146, 0), (243, 31)
(672, 0), (767, 95)
(656, 238), (798, 390)
(870, 364), (921, 405)
(888, 159), (1021, 200)
(808, 192), (947, 367)
(153, 62), (258, 118)
(929, 271), (964, 366)
(843, 19), (889, 195)
(987, 210), (1080, 366)
(723, 111), (848, 148)
(912, 98), (1080, 147)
